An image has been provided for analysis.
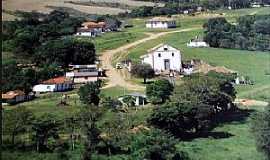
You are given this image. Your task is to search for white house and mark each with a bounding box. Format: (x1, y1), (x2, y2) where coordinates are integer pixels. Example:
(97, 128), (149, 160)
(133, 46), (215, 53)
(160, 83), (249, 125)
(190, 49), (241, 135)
(187, 37), (209, 48)
(146, 17), (176, 29)
(140, 44), (182, 72)
(33, 76), (73, 93)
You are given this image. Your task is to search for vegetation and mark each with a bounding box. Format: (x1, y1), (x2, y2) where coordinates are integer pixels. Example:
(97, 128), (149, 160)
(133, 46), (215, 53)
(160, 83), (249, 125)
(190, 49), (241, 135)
(146, 79), (174, 104)
(204, 15), (270, 51)
(131, 63), (155, 84)
(251, 106), (270, 159)
(78, 82), (101, 106)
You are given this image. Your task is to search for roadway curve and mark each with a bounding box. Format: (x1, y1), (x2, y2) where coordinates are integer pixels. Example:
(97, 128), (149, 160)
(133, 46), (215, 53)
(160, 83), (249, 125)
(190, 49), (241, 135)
(100, 27), (200, 90)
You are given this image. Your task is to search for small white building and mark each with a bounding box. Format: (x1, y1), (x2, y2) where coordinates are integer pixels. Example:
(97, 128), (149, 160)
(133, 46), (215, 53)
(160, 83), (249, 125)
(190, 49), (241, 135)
(140, 44), (182, 72)
(146, 17), (176, 29)
(187, 37), (209, 48)
(119, 93), (147, 106)
(33, 77), (73, 93)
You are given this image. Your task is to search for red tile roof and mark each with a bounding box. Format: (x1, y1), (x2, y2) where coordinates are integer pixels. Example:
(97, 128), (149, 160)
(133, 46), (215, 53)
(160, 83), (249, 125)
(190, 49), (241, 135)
(81, 21), (106, 28)
(42, 76), (70, 84)
(2, 90), (25, 99)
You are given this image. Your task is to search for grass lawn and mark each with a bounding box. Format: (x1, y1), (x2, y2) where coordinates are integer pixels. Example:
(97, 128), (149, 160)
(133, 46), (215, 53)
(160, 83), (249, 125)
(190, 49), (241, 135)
(177, 105), (267, 160)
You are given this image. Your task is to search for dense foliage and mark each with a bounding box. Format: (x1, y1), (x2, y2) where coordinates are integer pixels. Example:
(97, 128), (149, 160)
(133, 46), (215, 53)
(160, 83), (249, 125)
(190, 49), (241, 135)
(204, 15), (270, 51)
(146, 79), (174, 104)
(79, 82), (101, 106)
(2, 10), (98, 66)
(251, 107), (270, 159)
(149, 73), (237, 137)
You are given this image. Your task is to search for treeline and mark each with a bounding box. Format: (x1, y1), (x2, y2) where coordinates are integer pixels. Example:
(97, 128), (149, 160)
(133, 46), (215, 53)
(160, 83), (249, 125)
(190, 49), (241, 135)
(120, 0), (264, 17)
(203, 15), (270, 51)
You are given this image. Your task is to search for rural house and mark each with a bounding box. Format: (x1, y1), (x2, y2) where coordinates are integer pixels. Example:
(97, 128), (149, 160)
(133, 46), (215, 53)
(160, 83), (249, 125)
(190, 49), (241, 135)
(119, 93), (147, 106)
(2, 90), (29, 104)
(33, 76), (73, 93)
(140, 44), (182, 72)
(66, 64), (99, 84)
(146, 17), (176, 29)
(76, 21), (106, 37)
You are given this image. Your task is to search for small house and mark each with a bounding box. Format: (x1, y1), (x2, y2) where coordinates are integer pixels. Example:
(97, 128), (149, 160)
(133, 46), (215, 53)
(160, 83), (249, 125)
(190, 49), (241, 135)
(33, 76), (73, 93)
(146, 17), (176, 29)
(76, 21), (106, 37)
(187, 36), (209, 48)
(66, 64), (99, 84)
(140, 44), (182, 72)
(2, 90), (27, 104)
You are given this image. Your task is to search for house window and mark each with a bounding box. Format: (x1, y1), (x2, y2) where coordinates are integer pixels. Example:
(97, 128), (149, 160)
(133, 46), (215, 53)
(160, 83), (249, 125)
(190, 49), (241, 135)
(158, 53), (161, 57)
(164, 47), (168, 51)
(84, 77), (88, 80)
(47, 86), (51, 89)
(172, 53), (174, 57)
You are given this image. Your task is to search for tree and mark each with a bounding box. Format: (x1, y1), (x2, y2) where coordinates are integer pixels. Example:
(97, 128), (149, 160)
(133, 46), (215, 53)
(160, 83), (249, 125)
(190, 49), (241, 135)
(130, 129), (190, 160)
(31, 114), (61, 152)
(131, 63), (155, 84)
(36, 38), (96, 67)
(251, 107), (270, 159)
(148, 102), (214, 137)
(78, 107), (102, 160)
(78, 82), (101, 106)
(3, 107), (34, 146)
(146, 79), (174, 104)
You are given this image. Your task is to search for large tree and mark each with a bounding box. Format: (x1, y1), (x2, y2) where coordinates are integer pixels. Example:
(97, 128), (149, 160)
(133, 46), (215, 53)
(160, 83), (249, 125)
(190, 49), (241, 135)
(146, 79), (174, 104)
(131, 63), (155, 84)
(79, 82), (101, 106)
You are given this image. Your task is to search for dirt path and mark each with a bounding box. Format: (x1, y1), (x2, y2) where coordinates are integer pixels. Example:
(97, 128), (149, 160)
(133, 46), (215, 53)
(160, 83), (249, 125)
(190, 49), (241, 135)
(100, 27), (200, 90)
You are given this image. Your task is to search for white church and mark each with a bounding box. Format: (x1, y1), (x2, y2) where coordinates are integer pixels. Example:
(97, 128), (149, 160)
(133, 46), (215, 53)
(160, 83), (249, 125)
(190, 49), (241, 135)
(140, 44), (182, 72)
(146, 17), (176, 29)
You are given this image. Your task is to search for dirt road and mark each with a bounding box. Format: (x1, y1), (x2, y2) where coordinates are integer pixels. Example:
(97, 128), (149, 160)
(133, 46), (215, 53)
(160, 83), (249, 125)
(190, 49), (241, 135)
(100, 27), (200, 90)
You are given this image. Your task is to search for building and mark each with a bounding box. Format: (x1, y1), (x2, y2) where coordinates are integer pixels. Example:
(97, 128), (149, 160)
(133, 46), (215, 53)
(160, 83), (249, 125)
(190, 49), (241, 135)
(2, 90), (27, 104)
(66, 72), (99, 84)
(140, 44), (182, 72)
(33, 76), (73, 93)
(119, 93), (147, 106)
(187, 36), (209, 48)
(66, 64), (99, 84)
(146, 17), (176, 29)
(76, 21), (106, 37)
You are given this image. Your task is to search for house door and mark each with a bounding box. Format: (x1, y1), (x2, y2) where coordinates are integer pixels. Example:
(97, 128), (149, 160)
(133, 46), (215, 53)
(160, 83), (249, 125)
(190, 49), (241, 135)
(164, 59), (170, 70)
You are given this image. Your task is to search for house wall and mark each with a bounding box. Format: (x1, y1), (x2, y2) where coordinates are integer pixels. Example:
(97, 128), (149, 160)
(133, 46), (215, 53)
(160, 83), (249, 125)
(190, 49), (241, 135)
(33, 84), (72, 92)
(142, 45), (181, 72)
(74, 77), (98, 84)
(146, 21), (176, 29)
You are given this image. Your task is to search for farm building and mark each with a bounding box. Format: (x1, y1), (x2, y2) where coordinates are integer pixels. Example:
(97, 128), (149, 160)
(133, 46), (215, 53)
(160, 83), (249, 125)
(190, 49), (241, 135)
(33, 77), (73, 93)
(146, 17), (176, 29)
(76, 21), (106, 37)
(140, 44), (182, 72)
(187, 36), (209, 48)
(2, 90), (31, 104)
(66, 64), (99, 84)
